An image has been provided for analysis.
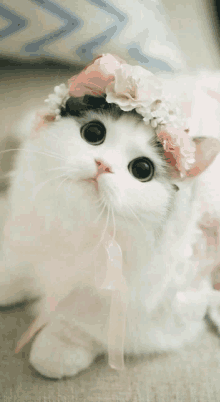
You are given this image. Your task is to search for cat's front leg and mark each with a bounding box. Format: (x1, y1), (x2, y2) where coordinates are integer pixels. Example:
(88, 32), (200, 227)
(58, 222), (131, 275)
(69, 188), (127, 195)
(29, 318), (104, 379)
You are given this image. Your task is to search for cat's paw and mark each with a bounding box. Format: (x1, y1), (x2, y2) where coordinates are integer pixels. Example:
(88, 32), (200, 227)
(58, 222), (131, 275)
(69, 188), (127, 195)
(29, 324), (97, 379)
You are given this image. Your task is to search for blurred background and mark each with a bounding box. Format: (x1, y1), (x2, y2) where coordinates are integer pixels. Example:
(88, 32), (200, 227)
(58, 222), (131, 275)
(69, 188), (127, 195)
(1, 0), (220, 71)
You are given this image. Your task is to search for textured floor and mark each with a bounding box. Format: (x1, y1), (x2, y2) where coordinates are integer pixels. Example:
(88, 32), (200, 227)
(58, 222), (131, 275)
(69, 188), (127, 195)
(0, 301), (220, 401)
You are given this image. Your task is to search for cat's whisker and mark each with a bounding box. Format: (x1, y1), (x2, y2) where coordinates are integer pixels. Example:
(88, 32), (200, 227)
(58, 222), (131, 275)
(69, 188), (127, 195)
(55, 176), (70, 192)
(115, 194), (132, 229)
(93, 199), (106, 209)
(111, 206), (116, 241)
(32, 173), (67, 198)
(94, 194), (106, 209)
(126, 204), (149, 237)
(48, 132), (65, 141)
(45, 167), (78, 179)
(134, 205), (158, 222)
(94, 204), (110, 252)
(93, 194), (106, 207)
(0, 148), (67, 162)
(94, 201), (106, 224)
(122, 213), (132, 234)
(102, 204), (110, 241)
(46, 166), (68, 172)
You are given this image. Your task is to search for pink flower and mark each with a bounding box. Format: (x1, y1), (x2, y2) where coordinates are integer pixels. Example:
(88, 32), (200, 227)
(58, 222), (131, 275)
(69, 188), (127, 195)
(157, 125), (196, 176)
(69, 54), (125, 97)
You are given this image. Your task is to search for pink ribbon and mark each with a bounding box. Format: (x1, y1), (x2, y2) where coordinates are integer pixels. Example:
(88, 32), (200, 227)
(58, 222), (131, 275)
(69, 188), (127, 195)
(100, 234), (128, 370)
(15, 234), (128, 371)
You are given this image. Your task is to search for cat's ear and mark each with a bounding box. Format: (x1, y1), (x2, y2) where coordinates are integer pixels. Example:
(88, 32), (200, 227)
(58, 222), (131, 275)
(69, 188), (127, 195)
(158, 87), (220, 180)
(160, 80), (220, 180)
(164, 136), (220, 180)
(183, 82), (220, 179)
(184, 137), (220, 179)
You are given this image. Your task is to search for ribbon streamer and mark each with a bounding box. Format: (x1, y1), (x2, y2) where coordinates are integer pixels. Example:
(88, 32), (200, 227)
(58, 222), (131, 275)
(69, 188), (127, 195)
(101, 235), (128, 370)
(15, 234), (129, 371)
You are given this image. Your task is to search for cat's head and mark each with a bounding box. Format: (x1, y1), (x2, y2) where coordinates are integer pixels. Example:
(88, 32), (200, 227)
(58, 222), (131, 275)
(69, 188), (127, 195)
(37, 55), (220, 232)
(42, 94), (180, 231)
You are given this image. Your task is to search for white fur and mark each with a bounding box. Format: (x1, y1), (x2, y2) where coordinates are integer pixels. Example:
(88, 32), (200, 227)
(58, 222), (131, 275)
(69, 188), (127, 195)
(1, 99), (220, 379)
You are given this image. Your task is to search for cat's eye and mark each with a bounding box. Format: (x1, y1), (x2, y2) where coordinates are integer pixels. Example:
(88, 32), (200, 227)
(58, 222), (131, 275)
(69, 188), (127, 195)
(80, 120), (106, 145)
(128, 157), (154, 182)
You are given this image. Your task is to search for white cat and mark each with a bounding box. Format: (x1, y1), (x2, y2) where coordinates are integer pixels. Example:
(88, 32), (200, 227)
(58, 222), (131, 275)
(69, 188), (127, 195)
(1, 59), (220, 379)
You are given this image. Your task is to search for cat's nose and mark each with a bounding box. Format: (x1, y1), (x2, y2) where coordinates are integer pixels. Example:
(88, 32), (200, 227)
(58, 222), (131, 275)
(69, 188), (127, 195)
(95, 159), (112, 175)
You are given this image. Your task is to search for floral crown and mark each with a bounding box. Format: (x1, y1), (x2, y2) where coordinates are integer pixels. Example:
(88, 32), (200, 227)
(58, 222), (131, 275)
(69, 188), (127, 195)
(44, 54), (196, 176)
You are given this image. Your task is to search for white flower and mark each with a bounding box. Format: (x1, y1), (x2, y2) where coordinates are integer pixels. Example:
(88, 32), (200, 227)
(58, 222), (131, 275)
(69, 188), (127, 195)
(54, 83), (68, 98)
(104, 63), (189, 131)
(44, 84), (69, 116)
(106, 64), (162, 112)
